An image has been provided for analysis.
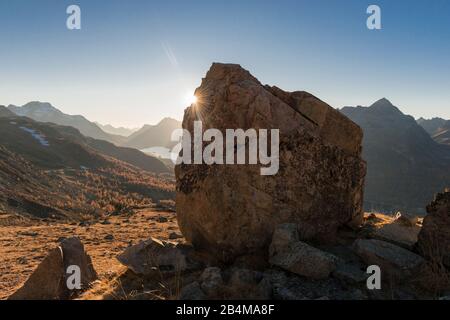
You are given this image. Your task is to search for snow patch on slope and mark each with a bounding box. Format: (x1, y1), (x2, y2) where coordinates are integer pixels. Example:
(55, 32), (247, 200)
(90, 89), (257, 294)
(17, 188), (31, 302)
(19, 127), (50, 147)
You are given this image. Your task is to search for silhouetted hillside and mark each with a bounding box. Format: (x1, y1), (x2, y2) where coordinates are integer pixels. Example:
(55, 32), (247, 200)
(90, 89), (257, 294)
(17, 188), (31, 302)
(122, 118), (181, 150)
(341, 98), (450, 214)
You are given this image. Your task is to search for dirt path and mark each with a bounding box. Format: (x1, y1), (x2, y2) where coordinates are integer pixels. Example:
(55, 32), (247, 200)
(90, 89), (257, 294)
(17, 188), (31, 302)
(0, 209), (182, 299)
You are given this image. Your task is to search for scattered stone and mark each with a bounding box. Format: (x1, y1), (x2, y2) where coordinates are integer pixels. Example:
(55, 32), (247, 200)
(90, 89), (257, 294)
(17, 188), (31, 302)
(267, 269), (355, 300)
(417, 190), (450, 268)
(373, 221), (420, 250)
(179, 281), (206, 300)
(268, 223), (299, 257)
(225, 268), (271, 300)
(200, 267), (223, 296)
(176, 63), (366, 260)
(117, 238), (202, 275)
(157, 216), (168, 223)
(18, 231), (38, 237)
(269, 224), (337, 279)
(104, 234), (114, 241)
(332, 262), (367, 284)
(100, 220), (111, 225)
(270, 241), (337, 279)
(169, 232), (183, 240)
(353, 239), (425, 279)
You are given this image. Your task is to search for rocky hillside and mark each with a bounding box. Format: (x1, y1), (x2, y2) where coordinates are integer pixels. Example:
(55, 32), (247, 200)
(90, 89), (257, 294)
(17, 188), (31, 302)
(0, 116), (171, 173)
(340, 99), (450, 214)
(0, 115), (174, 222)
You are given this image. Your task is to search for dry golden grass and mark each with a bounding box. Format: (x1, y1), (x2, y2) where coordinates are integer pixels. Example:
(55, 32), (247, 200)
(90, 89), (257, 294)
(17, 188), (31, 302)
(0, 208), (182, 300)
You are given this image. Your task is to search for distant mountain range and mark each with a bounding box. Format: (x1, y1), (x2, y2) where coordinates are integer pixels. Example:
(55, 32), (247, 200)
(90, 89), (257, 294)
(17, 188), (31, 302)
(7, 102), (126, 145)
(0, 114), (171, 173)
(7, 102), (181, 150)
(417, 117), (450, 146)
(432, 121), (450, 145)
(417, 117), (446, 135)
(340, 98), (450, 214)
(95, 123), (140, 137)
(122, 117), (181, 150)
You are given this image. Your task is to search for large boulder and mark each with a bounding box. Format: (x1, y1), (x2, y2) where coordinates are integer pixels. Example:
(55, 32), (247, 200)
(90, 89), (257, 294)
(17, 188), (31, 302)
(417, 190), (450, 268)
(175, 63), (366, 260)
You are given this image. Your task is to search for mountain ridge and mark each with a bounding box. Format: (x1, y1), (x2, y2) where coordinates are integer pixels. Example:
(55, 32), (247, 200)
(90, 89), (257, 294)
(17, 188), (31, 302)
(340, 98), (450, 214)
(7, 102), (126, 145)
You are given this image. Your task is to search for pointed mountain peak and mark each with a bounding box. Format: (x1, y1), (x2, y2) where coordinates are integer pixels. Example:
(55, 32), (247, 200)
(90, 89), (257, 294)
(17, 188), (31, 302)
(371, 98), (393, 107)
(157, 117), (180, 126)
(369, 98), (402, 115)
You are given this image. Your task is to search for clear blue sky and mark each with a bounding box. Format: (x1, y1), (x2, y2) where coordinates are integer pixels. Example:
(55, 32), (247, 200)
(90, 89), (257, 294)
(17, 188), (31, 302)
(1, 0), (449, 127)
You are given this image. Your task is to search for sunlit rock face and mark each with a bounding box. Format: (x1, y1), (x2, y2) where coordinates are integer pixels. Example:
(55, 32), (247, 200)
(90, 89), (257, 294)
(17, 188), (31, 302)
(175, 63), (366, 261)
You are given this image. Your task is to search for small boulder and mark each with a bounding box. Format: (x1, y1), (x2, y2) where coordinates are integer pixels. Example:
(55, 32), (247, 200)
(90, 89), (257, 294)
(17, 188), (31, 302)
(353, 239), (424, 279)
(268, 223), (299, 257)
(200, 267), (224, 296)
(179, 282), (206, 300)
(104, 234), (114, 241)
(9, 247), (65, 300)
(226, 268), (272, 300)
(373, 222), (420, 250)
(332, 262), (367, 284)
(169, 232), (183, 240)
(269, 224), (337, 279)
(59, 237), (98, 294)
(117, 238), (201, 275)
(157, 216), (168, 223)
(9, 237), (97, 300)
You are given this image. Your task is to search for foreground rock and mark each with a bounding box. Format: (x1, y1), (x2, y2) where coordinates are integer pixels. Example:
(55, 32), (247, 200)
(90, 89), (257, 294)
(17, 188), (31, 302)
(176, 63), (366, 260)
(9, 237), (97, 300)
(353, 239), (424, 279)
(417, 190), (450, 268)
(180, 267), (272, 300)
(373, 219), (420, 250)
(269, 224), (337, 279)
(117, 238), (202, 275)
